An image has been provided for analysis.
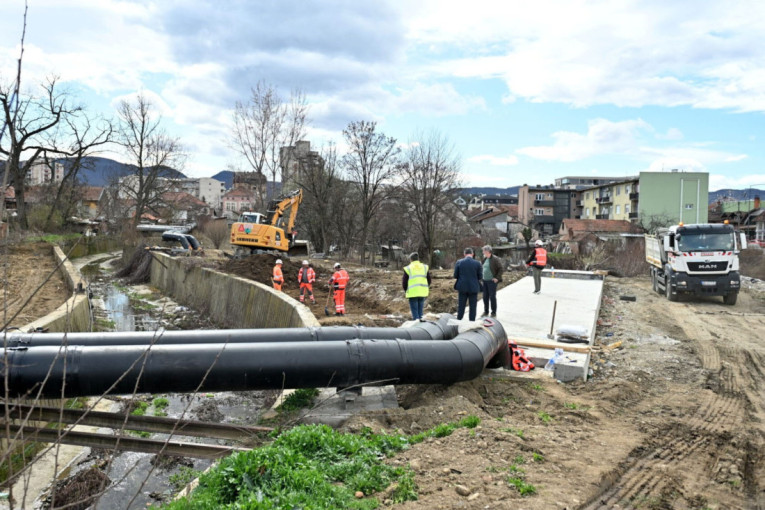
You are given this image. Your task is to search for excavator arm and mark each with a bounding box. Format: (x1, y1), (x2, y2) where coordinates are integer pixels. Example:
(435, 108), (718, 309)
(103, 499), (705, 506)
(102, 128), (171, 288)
(266, 189), (303, 234)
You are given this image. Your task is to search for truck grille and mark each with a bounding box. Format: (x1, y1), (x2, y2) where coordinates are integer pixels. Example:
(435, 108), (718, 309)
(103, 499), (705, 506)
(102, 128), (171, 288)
(687, 261), (726, 272)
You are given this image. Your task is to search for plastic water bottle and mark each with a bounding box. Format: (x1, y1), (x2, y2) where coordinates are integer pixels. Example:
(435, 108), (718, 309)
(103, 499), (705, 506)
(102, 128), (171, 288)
(544, 348), (564, 374)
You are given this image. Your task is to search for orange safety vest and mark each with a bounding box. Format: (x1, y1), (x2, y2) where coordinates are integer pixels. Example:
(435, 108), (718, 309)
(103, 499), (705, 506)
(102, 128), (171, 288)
(534, 247), (547, 267)
(331, 269), (349, 290)
(509, 342), (535, 372)
(298, 267), (316, 284)
(273, 265), (284, 283)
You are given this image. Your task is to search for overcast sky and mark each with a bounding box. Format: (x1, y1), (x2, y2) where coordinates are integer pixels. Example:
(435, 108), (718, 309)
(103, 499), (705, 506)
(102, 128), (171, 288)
(2, 0), (764, 190)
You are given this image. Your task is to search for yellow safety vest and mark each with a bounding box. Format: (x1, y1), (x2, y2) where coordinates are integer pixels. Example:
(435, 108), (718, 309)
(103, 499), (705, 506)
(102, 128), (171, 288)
(404, 261), (429, 298)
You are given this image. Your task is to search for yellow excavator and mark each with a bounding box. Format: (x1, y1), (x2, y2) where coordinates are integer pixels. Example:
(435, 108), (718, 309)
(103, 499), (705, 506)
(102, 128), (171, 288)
(229, 189), (308, 256)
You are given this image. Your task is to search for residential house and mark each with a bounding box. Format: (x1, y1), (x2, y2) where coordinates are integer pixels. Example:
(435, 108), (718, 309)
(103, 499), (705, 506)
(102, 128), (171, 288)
(518, 185), (581, 236)
(170, 178), (226, 211)
(558, 218), (642, 255)
(222, 186), (257, 218)
(160, 191), (211, 222)
(79, 187), (104, 218)
(468, 206), (520, 239)
(581, 177), (640, 221)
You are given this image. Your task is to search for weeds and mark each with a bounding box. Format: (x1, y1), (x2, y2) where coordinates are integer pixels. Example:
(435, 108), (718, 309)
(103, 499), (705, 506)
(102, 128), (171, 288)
(528, 383), (545, 392)
(501, 427), (525, 439)
(169, 466), (201, 492)
(513, 455), (526, 465)
(277, 388), (320, 413)
(153, 397), (170, 417)
(537, 411), (553, 424)
(507, 476), (537, 496)
(532, 452), (545, 462)
(564, 402), (579, 410)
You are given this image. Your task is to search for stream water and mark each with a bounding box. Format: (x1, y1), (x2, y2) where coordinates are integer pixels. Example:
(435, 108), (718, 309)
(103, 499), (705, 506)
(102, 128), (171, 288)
(48, 251), (274, 509)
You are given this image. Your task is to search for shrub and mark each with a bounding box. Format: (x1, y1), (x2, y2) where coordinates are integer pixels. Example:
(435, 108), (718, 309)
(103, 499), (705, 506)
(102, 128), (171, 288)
(203, 220), (230, 249)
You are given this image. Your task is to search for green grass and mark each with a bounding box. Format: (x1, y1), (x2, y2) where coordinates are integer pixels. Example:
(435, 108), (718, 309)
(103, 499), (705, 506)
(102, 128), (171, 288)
(27, 233), (82, 244)
(537, 411), (553, 424)
(169, 466), (201, 492)
(501, 427), (525, 439)
(152, 398), (170, 417)
(507, 476), (537, 496)
(162, 417), (482, 509)
(276, 388), (321, 413)
(95, 318), (116, 331)
(513, 455), (526, 465)
(564, 402), (579, 410)
(532, 452), (545, 462)
(528, 383), (545, 392)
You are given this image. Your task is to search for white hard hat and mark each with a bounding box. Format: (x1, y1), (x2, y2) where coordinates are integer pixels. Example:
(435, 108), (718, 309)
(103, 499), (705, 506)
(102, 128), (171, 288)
(334, 262), (341, 268)
(302, 260), (309, 265)
(535, 240), (543, 247)
(275, 259), (283, 264)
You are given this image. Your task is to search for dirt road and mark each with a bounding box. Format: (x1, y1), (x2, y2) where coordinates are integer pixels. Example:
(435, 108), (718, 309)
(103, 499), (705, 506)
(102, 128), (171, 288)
(340, 276), (765, 509)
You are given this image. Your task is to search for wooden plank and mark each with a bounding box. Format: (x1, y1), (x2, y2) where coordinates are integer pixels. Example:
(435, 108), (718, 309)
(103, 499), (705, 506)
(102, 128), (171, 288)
(509, 336), (591, 353)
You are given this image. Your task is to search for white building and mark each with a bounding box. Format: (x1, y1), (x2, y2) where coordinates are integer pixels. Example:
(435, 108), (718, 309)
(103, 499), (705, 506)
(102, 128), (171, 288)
(27, 161), (64, 185)
(168, 177), (225, 210)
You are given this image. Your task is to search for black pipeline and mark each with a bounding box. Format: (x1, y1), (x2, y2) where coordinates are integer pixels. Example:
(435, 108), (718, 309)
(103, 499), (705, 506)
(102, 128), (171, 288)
(3, 320), (508, 398)
(2, 314), (457, 348)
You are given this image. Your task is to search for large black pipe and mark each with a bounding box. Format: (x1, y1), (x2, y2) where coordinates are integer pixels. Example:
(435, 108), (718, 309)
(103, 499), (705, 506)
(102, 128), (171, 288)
(3, 320), (508, 398)
(2, 315), (458, 348)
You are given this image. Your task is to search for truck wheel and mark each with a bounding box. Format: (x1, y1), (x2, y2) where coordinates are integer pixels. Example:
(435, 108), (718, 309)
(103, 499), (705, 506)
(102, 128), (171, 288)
(665, 278), (677, 302)
(723, 292), (738, 306)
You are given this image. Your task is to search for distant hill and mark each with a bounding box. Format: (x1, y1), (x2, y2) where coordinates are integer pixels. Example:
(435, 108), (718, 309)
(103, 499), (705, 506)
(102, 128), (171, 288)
(210, 170), (234, 189)
(709, 188), (765, 204)
(72, 157), (186, 186)
(458, 186), (521, 197)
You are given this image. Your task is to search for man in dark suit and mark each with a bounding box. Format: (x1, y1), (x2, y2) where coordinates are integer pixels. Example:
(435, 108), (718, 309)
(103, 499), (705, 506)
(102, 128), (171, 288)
(453, 247), (483, 321)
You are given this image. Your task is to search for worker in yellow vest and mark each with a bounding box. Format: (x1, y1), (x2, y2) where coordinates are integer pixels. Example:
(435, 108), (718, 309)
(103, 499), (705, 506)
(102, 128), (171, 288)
(402, 252), (431, 321)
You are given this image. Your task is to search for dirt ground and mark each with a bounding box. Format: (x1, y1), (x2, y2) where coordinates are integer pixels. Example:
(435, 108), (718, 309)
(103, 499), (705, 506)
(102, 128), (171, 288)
(338, 276), (765, 510)
(218, 253), (523, 327)
(0, 242), (69, 328)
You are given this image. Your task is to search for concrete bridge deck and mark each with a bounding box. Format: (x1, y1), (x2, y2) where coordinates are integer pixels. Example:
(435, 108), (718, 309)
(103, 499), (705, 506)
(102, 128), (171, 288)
(495, 269), (605, 381)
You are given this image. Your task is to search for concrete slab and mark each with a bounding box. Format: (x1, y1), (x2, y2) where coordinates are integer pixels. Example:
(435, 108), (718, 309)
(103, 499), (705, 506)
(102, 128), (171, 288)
(495, 272), (604, 382)
(299, 387), (399, 428)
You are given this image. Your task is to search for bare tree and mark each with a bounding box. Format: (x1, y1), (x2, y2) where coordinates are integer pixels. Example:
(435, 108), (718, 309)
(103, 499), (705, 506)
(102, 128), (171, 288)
(0, 77), (81, 228)
(230, 82), (307, 208)
(116, 93), (184, 227)
(295, 143), (347, 253)
(41, 112), (113, 229)
(400, 130), (462, 266)
(342, 121), (400, 265)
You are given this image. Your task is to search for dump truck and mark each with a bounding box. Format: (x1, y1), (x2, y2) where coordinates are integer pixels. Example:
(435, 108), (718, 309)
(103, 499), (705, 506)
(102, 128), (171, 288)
(646, 223), (747, 305)
(229, 189), (308, 256)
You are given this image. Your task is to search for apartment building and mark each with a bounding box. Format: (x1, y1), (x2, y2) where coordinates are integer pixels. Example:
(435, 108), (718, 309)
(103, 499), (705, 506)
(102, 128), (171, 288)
(581, 177), (640, 221)
(518, 185), (581, 235)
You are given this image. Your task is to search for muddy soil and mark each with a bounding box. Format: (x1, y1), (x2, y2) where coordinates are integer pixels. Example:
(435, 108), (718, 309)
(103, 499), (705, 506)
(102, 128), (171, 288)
(217, 254), (523, 326)
(341, 276), (765, 509)
(0, 242), (69, 327)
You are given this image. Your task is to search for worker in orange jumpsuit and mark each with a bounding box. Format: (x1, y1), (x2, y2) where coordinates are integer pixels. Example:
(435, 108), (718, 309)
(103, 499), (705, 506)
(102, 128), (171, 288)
(272, 259), (284, 291)
(329, 262), (350, 315)
(298, 260), (316, 305)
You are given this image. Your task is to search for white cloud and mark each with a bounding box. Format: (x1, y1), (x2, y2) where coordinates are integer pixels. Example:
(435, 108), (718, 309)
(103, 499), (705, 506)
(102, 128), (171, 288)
(709, 173), (765, 191)
(517, 118), (748, 171)
(517, 118), (651, 162)
(410, 1), (765, 112)
(467, 154), (519, 166)
(656, 128), (684, 141)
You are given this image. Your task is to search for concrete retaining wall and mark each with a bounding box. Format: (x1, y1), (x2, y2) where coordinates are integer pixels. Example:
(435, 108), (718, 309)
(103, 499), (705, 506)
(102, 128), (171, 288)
(20, 246), (91, 333)
(150, 253), (320, 328)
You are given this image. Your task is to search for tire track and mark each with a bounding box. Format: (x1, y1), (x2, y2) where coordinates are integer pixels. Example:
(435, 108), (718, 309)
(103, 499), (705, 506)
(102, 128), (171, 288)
(581, 297), (763, 510)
